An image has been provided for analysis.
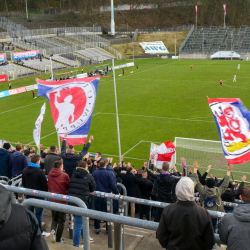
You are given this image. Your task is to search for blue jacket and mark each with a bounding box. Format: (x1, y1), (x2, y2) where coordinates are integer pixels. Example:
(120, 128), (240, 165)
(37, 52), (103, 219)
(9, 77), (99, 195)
(0, 148), (11, 179)
(10, 151), (28, 177)
(92, 167), (119, 194)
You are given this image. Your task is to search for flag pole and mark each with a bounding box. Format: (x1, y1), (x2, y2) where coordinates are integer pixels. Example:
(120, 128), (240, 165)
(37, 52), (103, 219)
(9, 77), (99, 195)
(195, 6), (197, 29)
(112, 58), (122, 163)
(57, 134), (61, 152)
(223, 4), (226, 29)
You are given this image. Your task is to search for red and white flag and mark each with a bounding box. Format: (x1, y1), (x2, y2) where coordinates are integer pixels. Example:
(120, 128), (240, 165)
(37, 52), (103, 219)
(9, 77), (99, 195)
(150, 141), (176, 169)
(223, 4), (226, 15)
(195, 6), (197, 16)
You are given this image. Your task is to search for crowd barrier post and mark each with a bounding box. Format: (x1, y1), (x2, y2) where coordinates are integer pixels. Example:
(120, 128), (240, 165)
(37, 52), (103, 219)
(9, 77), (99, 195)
(107, 197), (114, 248)
(21, 199), (225, 245)
(117, 183), (127, 216)
(3, 185), (90, 250)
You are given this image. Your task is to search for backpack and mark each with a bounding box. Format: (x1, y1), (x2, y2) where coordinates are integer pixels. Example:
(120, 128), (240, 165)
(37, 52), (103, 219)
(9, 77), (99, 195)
(204, 197), (217, 208)
(203, 189), (220, 208)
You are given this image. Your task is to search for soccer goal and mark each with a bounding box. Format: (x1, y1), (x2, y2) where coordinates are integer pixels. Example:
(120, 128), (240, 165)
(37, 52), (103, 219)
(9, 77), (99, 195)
(174, 137), (250, 183)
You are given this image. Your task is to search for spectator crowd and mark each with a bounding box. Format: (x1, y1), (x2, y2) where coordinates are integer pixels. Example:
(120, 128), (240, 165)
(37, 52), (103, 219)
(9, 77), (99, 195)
(0, 134), (250, 250)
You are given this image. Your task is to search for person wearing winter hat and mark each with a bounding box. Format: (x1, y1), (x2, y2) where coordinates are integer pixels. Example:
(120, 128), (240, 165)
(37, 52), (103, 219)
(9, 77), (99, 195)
(219, 185), (250, 250)
(193, 161), (233, 247)
(157, 177), (214, 250)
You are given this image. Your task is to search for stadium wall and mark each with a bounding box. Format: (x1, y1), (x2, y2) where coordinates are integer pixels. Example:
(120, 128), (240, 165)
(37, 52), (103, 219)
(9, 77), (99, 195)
(180, 53), (250, 60)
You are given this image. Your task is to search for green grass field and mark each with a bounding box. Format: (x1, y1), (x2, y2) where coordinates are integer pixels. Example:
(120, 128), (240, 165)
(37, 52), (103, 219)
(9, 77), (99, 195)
(1, 58), (250, 181)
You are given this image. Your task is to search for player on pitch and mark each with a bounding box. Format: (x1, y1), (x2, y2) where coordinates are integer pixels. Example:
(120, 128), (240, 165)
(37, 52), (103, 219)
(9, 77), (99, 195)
(191, 64), (193, 70)
(220, 78), (223, 87)
(233, 75), (236, 82)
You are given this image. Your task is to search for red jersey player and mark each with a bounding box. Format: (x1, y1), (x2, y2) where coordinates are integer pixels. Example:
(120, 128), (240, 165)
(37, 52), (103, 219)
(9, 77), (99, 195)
(32, 90), (35, 98)
(191, 64), (193, 70)
(220, 78), (223, 87)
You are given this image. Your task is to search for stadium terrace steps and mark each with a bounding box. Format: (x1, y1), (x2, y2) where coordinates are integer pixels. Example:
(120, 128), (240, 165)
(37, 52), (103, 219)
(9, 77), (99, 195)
(48, 54), (76, 67)
(181, 25), (250, 53)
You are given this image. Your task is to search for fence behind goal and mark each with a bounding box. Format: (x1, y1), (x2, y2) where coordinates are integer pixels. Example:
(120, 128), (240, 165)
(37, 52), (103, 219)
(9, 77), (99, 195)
(174, 137), (250, 183)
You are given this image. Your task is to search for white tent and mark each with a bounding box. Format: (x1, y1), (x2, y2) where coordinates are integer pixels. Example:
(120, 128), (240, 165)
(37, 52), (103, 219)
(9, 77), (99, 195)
(210, 51), (241, 60)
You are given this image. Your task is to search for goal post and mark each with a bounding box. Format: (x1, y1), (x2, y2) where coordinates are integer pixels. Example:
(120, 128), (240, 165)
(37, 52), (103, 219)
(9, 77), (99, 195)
(174, 137), (250, 183)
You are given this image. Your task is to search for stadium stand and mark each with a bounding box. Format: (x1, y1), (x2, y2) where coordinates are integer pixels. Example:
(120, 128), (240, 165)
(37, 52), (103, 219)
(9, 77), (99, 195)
(0, 62), (35, 78)
(180, 25), (250, 54)
(21, 58), (66, 72)
(50, 54), (77, 67)
(75, 48), (115, 62)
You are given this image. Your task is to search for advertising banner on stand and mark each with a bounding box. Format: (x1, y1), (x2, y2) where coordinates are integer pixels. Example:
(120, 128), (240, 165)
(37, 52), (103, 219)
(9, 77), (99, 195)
(9, 87), (27, 95)
(0, 54), (6, 62)
(12, 50), (39, 60)
(139, 41), (169, 54)
(0, 91), (10, 98)
(0, 74), (7, 83)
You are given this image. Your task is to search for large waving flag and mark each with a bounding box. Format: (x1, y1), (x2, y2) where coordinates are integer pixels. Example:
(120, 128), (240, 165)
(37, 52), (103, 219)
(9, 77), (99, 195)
(36, 77), (100, 146)
(33, 103), (46, 147)
(208, 98), (250, 164)
(150, 141), (176, 169)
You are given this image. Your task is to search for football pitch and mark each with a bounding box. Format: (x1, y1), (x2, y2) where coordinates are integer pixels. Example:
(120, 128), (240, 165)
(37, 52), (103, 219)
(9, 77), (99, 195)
(0, 58), (250, 180)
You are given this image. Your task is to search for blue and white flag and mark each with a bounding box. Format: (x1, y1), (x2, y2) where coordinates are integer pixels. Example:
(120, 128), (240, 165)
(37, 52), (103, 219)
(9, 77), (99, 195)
(33, 103), (46, 147)
(208, 98), (250, 164)
(36, 77), (100, 146)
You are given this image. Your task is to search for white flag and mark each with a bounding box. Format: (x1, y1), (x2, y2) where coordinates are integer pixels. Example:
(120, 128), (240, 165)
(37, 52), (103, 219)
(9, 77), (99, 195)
(33, 103), (46, 147)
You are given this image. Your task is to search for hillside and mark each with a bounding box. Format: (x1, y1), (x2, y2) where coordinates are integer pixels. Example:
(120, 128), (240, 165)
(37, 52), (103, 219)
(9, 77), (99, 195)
(2, 0), (250, 29)
(111, 31), (189, 58)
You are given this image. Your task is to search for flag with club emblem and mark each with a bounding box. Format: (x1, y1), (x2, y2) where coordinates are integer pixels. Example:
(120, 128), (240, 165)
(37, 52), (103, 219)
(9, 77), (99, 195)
(208, 98), (250, 164)
(36, 76), (100, 146)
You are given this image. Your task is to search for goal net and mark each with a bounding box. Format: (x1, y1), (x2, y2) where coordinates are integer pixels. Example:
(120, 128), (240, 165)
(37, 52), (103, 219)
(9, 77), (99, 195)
(174, 137), (250, 183)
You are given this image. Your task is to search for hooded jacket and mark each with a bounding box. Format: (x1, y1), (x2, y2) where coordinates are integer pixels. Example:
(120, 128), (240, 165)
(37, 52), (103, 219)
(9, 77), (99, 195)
(48, 168), (70, 204)
(194, 173), (229, 212)
(0, 185), (49, 250)
(0, 148), (11, 179)
(156, 177), (214, 250)
(22, 163), (48, 199)
(68, 167), (96, 205)
(10, 151), (28, 177)
(219, 204), (250, 250)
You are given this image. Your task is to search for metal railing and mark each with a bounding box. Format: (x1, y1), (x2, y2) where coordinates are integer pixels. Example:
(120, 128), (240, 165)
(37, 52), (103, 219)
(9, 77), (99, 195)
(90, 191), (226, 218)
(179, 25), (195, 53)
(3, 185), (90, 250)
(21, 199), (224, 248)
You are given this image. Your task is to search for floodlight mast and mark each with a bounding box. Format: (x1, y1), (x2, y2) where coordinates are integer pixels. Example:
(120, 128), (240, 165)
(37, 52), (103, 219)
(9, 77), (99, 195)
(111, 0), (115, 36)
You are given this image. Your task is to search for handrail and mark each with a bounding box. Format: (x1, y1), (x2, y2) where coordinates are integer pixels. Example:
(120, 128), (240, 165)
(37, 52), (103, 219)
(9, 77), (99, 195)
(117, 183), (127, 216)
(3, 185), (90, 250)
(22, 199), (224, 245)
(89, 191), (225, 218)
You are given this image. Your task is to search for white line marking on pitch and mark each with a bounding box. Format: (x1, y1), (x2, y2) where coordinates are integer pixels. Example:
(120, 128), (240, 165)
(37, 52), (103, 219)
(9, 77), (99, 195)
(0, 100), (45, 115)
(99, 60), (178, 86)
(97, 112), (214, 123)
(123, 140), (143, 156)
(27, 131), (57, 145)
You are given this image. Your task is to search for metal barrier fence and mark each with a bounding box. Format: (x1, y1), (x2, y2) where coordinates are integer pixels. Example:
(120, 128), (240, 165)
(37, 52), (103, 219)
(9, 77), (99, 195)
(90, 191), (226, 218)
(3, 185), (90, 250)
(21, 198), (224, 248)
(179, 25), (195, 53)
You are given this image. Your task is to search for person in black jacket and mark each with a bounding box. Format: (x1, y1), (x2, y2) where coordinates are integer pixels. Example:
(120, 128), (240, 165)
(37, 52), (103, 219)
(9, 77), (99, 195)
(221, 175), (246, 213)
(68, 161), (96, 247)
(146, 160), (181, 222)
(156, 177), (214, 250)
(139, 171), (153, 220)
(22, 154), (49, 237)
(117, 164), (144, 217)
(0, 185), (49, 250)
(61, 133), (94, 178)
